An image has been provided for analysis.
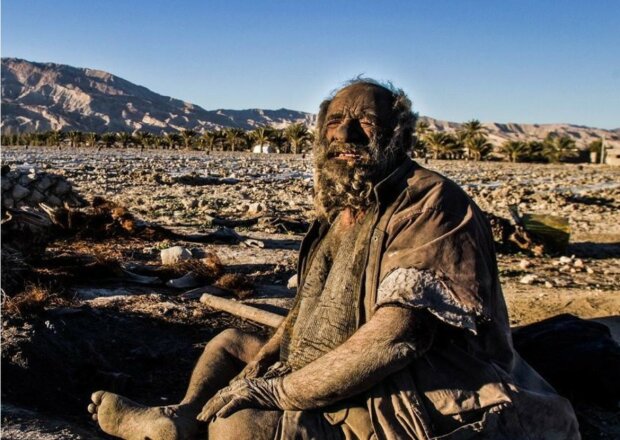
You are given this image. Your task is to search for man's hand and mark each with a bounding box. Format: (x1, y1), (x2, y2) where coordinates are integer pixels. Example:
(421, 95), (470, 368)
(234, 358), (270, 381)
(197, 378), (288, 422)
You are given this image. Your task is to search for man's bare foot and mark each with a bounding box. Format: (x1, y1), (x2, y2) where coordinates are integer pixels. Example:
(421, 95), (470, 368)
(88, 391), (198, 440)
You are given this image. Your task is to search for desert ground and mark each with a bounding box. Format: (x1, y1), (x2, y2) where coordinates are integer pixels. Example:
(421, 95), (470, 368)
(2, 146), (619, 439)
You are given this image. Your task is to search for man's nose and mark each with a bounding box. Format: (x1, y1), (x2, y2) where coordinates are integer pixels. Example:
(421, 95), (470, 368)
(333, 118), (367, 144)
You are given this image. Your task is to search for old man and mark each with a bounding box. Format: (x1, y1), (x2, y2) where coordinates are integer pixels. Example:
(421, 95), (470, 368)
(88, 80), (580, 439)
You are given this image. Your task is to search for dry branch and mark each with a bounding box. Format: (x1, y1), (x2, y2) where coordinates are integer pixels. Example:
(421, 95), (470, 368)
(199, 293), (285, 328)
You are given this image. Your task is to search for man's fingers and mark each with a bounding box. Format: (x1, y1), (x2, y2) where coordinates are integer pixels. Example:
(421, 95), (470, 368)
(216, 397), (249, 418)
(196, 396), (226, 422)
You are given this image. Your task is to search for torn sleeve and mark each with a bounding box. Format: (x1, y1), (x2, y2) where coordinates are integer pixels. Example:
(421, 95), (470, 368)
(376, 267), (477, 333)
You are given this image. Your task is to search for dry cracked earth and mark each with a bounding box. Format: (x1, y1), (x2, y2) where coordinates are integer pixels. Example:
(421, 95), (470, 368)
(2, 146), (619, 439)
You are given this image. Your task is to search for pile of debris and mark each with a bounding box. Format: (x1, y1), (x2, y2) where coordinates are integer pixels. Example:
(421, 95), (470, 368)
(1, 164), (86, 209)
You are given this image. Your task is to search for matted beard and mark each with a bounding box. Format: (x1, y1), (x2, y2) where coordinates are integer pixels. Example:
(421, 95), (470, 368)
(314, 136), (402, 223)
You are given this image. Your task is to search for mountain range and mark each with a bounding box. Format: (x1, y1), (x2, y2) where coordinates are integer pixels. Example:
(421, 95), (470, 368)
(2, 58), (618, 149)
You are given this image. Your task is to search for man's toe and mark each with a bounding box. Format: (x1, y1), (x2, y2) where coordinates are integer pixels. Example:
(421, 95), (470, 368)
(91, 390), (105, 405)
(87, 403), (97, 414)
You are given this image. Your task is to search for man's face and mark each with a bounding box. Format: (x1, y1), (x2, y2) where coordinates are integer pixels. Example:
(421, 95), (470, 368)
(322, 83), (395, 167)
(314, 83), (398, 221)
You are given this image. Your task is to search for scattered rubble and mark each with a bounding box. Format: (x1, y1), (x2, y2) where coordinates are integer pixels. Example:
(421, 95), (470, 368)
(1, 148), (619, 439)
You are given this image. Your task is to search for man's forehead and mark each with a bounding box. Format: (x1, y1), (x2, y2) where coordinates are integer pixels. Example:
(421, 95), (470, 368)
(328, 83), (394, 114)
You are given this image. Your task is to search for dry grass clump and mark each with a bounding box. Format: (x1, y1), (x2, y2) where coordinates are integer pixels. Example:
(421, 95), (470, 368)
(215, 273), (254, 299)
(3, 283), (58, 316)
(169, 252), (224, 281)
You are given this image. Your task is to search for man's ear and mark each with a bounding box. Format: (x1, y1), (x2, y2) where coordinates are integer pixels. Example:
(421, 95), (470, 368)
(315, 99), (332, 138)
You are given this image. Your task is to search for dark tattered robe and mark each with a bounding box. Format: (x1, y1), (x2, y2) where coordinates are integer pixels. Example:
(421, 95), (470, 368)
(275, 158), (580, 439)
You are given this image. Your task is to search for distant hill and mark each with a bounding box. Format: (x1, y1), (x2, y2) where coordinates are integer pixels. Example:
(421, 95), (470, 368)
(1, 58), (618, 150)
(1, 58), (315, 133)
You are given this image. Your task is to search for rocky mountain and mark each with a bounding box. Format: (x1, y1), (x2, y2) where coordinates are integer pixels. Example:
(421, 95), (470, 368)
(419, 117), (620, 150)
(1, 58), (618, 150)
(1, 58), (315, 133)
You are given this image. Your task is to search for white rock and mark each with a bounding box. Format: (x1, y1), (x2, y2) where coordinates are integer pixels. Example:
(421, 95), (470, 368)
(287, 274), (298, 290)
(519, 274), (537, 285)
(573, 259), (584, 268)
(160, 246), (192, 265)
(586, 267), (594, 274)
(518, 259), (531, 270)
(247, 202), (265, 214)
(544, 281), (554, 288)
(559, 256), (572, 264)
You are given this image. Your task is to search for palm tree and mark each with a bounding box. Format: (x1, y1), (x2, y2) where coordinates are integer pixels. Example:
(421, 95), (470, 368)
(48, 130), (64, 148)
(466, 135), (493, 161)
(525, 140), (545, 162)
(180, 129), (197, 150)
(85, 132), (100, 148)
(266, 127), (286, 153)
(542, 134), (577, 163)
(118, 132), (134, 149)
(152, 134), (165, 150)
(101, 133), (117, 148)
(284, 123), (312, 154)
(68, 131), (83, 148)
(424, 131), (458, 159)
(459, 119), (487, 140)
(134, 131), (152, 150)
(500, 140), (528, 163)
(249, 127), (271, 152)
(413, 120), (430, 158)
(224, 128), (247, 152)
(164, 132), (180, 149)
(201, 130), (222, 152)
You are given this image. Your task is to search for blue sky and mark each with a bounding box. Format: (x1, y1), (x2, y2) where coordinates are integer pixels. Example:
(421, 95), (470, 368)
(2, 0), (619, 128)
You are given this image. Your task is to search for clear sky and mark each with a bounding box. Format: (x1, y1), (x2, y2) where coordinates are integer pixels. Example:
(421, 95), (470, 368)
(2, 0), (619, 129)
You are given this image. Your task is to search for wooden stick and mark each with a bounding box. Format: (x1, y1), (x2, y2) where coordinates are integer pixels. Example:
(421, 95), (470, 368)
(200, 293), (285, 328)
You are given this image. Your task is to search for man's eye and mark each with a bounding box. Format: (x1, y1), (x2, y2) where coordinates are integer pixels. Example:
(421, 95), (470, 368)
(360, 119), (376, 127)
(326, 119), (341, 126)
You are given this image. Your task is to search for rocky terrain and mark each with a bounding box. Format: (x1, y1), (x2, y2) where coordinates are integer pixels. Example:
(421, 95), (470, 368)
(1, 147), (619, 439)
(3, 58), (619, 153)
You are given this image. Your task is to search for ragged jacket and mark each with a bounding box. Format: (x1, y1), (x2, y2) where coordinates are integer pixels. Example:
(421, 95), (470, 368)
(294, 158), (580, 440)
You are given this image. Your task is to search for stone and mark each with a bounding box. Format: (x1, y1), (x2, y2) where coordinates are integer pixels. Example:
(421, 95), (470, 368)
(559, 256), (572, 264)
(182, 198), (198, 210)
(53, 180), (71, 196)
(586, 267), (594, 274)
(544, 281), (554, 288)
(160, 246), (192, 265)
(247, 202), (265, 215)
(287, 274), (298, 290)
(519, 274), (537, 285)
(18, 173), (34, 185)
(573, 259), (584, 268)
(1, 177), (12, 191)
(27, 189), (46, 204)
(519, 259), (531, 270)
(35, 176), (54, 192)
(45, 195), (63, 206)
(11, 184), (30, 201)
(3, 197), (14, 209)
